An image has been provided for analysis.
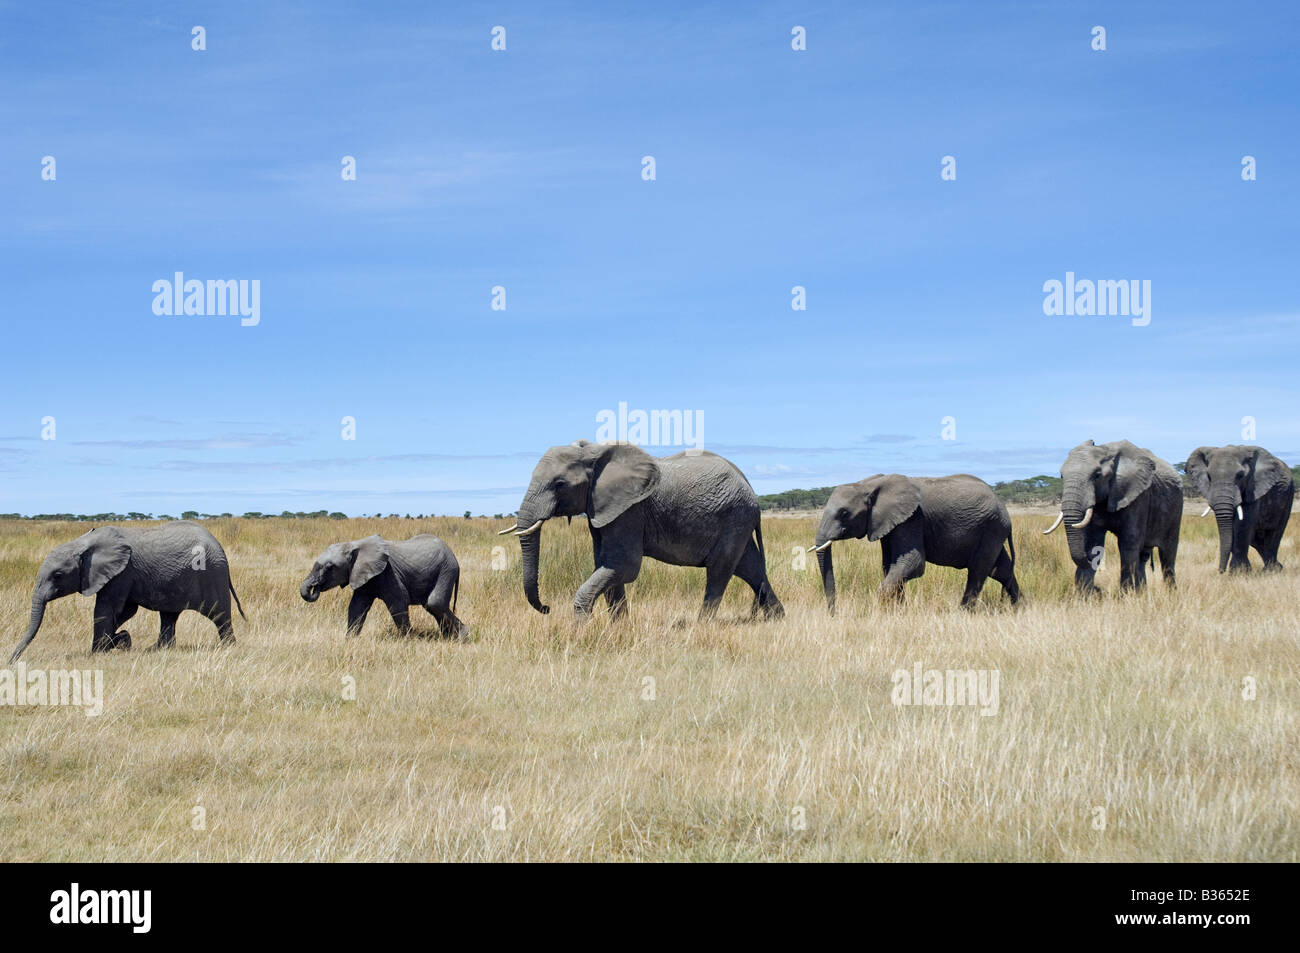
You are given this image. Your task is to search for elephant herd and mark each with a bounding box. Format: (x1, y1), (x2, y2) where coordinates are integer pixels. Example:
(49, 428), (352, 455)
(8, 439), (1294, 661)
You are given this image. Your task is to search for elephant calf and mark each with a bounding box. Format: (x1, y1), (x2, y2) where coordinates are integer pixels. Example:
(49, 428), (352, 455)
(1186, 445), (1294, 573)
(10, 521), (244, 662)
(300, 534), (466, 639)
(1044, 439), (1181, 592)
(811, 473), (1020, 609)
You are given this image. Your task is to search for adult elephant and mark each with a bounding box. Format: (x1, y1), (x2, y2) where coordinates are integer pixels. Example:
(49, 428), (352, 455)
(809, 474), (1020, 610)
(501, 440), (783, 621)
(1043, 440), (1181, 592)
(10, 521), (244, 662)
(1185, 445), (1294, 573)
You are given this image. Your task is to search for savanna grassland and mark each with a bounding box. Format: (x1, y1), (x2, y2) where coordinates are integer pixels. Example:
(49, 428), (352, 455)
(0, 512), (1295, 861)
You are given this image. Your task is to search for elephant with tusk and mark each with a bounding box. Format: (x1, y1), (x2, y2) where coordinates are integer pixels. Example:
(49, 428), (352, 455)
(1185, 445), (1293, 574)
(10, 521), (244, 662)
(510, 440), (783, 621)
(1045, 440), (1181, 593)
(811, 473), (1020, 610)
(300, 534), (466, 639)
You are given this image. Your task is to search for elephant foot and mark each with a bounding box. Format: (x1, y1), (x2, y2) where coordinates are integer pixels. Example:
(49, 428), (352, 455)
(1262, 561), (1283, 573)
(148, 640), (175, 652)
(762, 601), (785, 620)
(94, 630), (132, 652)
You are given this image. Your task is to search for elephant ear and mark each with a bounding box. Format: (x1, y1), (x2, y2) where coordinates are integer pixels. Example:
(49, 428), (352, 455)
(1109, 444), (1156, 511)
(348, 536), (390, 588)
(866, 475), (922, 541)
(1247, 448), (1292, 501)
(1184, 447), (1214, 499)
(589, 444), (661, 529)
(78, 528), (132, 596)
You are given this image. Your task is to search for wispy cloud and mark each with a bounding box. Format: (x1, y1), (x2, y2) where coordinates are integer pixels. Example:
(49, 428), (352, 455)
(73, 433), (302, 451)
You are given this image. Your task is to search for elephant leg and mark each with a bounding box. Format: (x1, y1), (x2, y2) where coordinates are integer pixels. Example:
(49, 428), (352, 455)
(114, 602), (139, 647)
(92, 594), (131, 652)
(733, 538), (784, 619)
(202, 593), (237, 644)
(575, 565), (626, 620)
(604, 583), (628, 620)
(988, 547), (1021, 604)
(1262, 503), (1292, 571)
(346, 590), (376, 637)
(1072, 526), (1107, 594)
(1157, 538), (1177, 587)
(1254, 518), (1286, 571)
(699, 532), (751, 620)
(960, 535), (1005, 608)
(424, 575), (467, 639)
(1228, 517), (1254, 572)
(154, 610), (179, 650)
(881, 546), (925, 602)
(1117, 539), (1145, 591)
(382, 594), (412, 637)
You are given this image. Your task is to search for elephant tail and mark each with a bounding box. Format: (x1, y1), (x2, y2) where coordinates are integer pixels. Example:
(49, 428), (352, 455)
(229, 580), (247, 620)
(451, 574), (459, 615)
(754, 521), (767, 563)
(1007, 526), (1016, 567)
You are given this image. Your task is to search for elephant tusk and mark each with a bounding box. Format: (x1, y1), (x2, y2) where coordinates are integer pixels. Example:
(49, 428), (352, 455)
(1237, 505), (1244, 521)
(1043, 512), (1064, 535)
(1199, 506), (1211, 517)
(809, 540), (833, 553)
(1069, 507), (1094, 529)
(497, 524), (519, 535)
(513, 520), (544, 537)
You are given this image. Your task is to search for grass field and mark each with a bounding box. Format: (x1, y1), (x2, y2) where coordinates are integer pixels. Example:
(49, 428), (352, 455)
(0, 512), (1296, 861)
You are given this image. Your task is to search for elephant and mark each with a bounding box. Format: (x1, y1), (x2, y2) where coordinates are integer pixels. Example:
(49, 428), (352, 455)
(1043, 439), (1181, 592)
(503, 440), (783, 621)
(1185, 445), (1294, 573)
(300, 534), (466, 638)
(810, 474), (1020, 610)
(10, 521), (244, 662)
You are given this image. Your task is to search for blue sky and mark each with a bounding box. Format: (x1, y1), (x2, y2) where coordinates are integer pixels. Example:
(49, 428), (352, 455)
(2, 1), (1297, 516)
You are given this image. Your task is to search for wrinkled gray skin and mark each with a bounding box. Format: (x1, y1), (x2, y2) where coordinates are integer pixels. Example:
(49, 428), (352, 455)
(813, 474), (1020, 610)
(1185, 445), (1293, 573)
(300, 534), (466, 638)
(510, 440), (783, 621)
(1046, 440), (1181, 592)
(10, 521), (244, 662)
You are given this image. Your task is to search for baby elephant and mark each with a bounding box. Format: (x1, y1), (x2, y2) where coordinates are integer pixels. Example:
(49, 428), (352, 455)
(811, 474), (1020, 609)
(300, 534), (466, 639)
(11, 521), (244, 662)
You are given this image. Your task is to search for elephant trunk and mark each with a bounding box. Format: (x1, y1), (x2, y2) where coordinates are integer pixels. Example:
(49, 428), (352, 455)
(816, 544), (836, 614)
(519, 526), (550, 614)
(300, 577), (320, 602)
(11, 587), (50, 663)
(1060, 485), (1093, 566)
(1212, 497), (1238, 573)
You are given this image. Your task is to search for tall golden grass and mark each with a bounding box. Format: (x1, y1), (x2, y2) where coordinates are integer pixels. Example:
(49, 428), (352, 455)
(0, 512), (1295, 861)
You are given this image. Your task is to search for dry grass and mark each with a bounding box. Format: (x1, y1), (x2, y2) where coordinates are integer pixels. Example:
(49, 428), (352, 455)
(0, 514), (1295, 861)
